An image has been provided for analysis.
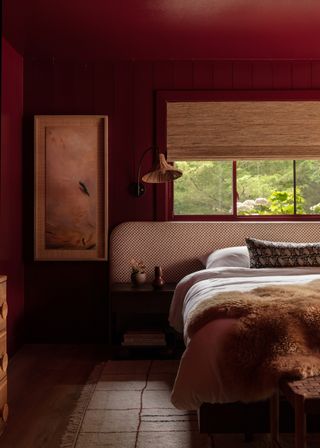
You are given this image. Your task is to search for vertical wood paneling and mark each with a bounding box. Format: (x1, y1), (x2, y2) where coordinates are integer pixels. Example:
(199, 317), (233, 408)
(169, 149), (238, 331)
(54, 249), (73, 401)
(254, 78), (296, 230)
(252, 62), (273, 89)
(74, 63), (94, 114)
(173, 61), (194, 89)
(1, 39), (24, 354)
(311, 62), (320, 88)
(272, 62), (292, 89)
(53, 62), (76, 113)
(193, 62), (214, 89)
(112, 61), (134, 227)
(292, 62), (312, 89)
(153, 61), (174, 89)
(213, 62), (233, 89)
(154, 62), (175, 220)
(132, 62), (154, 221)
(93, 62), (115, 115)
(24, 59), (54, 114)
(25, 57), (320, 232)
(233, 62), (252, 89)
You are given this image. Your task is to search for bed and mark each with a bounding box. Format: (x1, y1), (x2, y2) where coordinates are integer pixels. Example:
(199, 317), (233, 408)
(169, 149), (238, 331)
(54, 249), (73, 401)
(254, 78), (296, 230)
(170, 263), (320, 409)
(109, 221), (320, 435)
(169, 242), (320, 438)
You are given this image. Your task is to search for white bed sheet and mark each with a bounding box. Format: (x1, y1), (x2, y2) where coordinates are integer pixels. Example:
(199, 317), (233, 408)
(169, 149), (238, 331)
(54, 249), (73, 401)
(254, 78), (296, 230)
(169, 266), (320, 410)
(170, 266), (320, 341)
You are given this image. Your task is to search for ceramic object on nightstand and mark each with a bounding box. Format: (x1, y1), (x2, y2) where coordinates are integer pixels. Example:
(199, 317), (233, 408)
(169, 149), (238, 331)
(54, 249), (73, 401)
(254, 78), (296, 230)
(130, 258), (147, 285)
(131, 272), (147, 285)
(152, 266), (165, 289)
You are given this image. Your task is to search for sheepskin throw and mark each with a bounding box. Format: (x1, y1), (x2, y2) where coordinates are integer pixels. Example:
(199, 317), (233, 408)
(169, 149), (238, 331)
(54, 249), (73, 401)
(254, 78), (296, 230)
(186, 280), (320, 402)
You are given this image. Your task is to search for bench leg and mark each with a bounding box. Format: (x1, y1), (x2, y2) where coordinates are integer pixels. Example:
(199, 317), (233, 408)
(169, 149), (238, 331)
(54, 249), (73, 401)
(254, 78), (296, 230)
(270, 390), (280, 445)
(295, 395), (306, 448)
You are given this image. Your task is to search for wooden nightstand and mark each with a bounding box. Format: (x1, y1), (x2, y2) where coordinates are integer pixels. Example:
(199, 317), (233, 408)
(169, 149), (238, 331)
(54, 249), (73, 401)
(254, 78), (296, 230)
(109, 283), (181, 358)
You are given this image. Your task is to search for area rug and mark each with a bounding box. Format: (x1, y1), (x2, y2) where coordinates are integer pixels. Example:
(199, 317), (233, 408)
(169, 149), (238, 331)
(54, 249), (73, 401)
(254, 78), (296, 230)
(59, 359), (318, 448)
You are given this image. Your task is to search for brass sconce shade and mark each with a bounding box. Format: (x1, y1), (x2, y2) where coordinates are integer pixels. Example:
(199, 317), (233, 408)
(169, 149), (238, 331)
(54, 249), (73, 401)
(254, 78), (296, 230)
(131, 148), (182, 197)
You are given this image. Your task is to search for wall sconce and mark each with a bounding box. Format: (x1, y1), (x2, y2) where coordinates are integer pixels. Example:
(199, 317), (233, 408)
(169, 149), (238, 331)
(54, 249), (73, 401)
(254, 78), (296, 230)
(131, 147), (182, 197)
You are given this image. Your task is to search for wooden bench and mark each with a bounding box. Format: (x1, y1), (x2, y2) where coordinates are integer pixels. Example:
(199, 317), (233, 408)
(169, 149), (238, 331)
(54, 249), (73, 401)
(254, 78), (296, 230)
(271, 376), (320, 448)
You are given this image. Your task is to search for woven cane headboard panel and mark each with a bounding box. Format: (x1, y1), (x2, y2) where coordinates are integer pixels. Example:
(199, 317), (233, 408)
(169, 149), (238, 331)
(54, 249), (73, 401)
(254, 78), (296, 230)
(109, 221), (320, 283)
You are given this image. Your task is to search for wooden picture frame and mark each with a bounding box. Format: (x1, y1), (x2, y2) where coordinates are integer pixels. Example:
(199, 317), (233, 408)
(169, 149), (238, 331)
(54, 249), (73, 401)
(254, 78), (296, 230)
(34, 115), (108, 260)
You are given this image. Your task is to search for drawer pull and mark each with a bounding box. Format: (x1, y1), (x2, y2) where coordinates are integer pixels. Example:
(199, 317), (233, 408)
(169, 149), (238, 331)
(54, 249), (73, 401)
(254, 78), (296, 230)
(0, 354), (8, 373)
(0, 302), (7, 320)
(1, 403), (8, 422)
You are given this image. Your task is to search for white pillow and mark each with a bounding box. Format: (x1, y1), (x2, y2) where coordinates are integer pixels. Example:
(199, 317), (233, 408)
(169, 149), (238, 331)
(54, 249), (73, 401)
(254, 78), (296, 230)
(200, 246), (250, 269)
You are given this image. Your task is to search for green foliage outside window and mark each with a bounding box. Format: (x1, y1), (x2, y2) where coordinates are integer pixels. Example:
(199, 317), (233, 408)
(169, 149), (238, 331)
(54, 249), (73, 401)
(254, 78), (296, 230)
(173, 161), (232, 215)
(174, 160), (320, 216)
(237, 190), (304, 215)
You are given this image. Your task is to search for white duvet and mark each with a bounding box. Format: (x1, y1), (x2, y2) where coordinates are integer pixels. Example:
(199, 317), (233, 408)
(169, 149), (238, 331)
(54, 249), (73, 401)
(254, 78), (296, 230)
(169, 266), (320, 410)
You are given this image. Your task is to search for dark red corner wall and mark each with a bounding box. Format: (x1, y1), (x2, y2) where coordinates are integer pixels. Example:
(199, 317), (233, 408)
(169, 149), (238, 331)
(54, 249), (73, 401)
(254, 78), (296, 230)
(1, 38), (24, 355)
(23, 59), (320, 343)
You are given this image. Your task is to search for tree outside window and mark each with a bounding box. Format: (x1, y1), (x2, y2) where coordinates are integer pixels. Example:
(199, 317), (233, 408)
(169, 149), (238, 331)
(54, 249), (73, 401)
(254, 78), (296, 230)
(173, 160), (320, 217)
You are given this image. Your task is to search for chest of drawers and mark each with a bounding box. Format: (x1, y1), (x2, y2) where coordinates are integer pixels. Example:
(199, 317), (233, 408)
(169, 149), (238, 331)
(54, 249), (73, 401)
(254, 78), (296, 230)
(0, 276), (8, 434)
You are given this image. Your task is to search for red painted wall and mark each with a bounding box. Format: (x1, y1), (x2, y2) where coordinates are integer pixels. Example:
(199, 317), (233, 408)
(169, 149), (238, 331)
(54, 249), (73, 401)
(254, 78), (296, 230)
(1, 38), (24, 355)
(6, 1), (320, 61)
(23, 59), (320, 342)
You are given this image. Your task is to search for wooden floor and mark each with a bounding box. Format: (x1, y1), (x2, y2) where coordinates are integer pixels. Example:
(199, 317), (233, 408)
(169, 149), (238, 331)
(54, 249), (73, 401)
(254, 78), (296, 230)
(0, 344), (104, 448)
(3, 346), (315, 448)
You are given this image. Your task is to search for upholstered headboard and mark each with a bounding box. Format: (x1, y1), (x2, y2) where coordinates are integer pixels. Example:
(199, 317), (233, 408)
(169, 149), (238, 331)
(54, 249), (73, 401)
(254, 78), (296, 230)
(109, 221), (320, 283)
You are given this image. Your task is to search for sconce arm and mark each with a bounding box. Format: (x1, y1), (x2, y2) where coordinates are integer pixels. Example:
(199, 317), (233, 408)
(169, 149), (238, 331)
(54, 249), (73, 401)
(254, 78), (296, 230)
(133, 146), (159, 197)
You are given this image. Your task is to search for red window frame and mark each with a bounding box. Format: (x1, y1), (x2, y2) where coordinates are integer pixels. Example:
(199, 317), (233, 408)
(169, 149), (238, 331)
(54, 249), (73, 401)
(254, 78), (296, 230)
(155, 90), (320, 222)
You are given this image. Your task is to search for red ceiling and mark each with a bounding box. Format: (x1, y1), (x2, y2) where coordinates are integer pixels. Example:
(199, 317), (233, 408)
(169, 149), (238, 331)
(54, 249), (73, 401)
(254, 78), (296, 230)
(4, 0), (320, 60)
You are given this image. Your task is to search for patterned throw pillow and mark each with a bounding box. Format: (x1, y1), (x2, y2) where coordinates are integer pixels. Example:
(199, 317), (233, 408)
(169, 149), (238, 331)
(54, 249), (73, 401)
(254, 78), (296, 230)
(245, 238), (320, 268)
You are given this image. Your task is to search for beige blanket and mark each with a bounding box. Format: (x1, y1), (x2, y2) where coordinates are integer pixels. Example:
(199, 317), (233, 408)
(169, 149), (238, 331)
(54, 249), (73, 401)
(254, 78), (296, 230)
(186, 280), (320, 402)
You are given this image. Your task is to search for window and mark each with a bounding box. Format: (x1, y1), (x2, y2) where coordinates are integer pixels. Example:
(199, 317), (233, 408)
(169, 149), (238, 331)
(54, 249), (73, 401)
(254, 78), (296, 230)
(173, 160), (320, 218)
(160, 92), (320, 220)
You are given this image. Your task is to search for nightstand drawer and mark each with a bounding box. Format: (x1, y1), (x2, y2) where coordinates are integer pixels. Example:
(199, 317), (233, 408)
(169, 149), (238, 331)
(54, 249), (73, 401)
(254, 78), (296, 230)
(111, 283), (175, 313)
(112, 294), (173, 313)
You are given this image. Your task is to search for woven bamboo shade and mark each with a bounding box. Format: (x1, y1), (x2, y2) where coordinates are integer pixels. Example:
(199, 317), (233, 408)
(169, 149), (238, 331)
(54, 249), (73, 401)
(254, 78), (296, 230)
(167, 101), (320, 161)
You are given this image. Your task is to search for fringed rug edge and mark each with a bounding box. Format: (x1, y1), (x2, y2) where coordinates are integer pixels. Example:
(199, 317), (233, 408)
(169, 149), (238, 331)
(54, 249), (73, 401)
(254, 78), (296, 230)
(59, 362), (105, 448)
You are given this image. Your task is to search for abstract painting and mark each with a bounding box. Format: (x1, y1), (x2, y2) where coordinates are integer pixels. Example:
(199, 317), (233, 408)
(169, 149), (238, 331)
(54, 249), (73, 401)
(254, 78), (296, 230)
(34, 116), (108, 260)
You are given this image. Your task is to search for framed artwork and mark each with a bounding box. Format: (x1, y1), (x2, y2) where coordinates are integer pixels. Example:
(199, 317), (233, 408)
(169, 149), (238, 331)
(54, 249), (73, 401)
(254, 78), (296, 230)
(34, 115), (108, 260)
